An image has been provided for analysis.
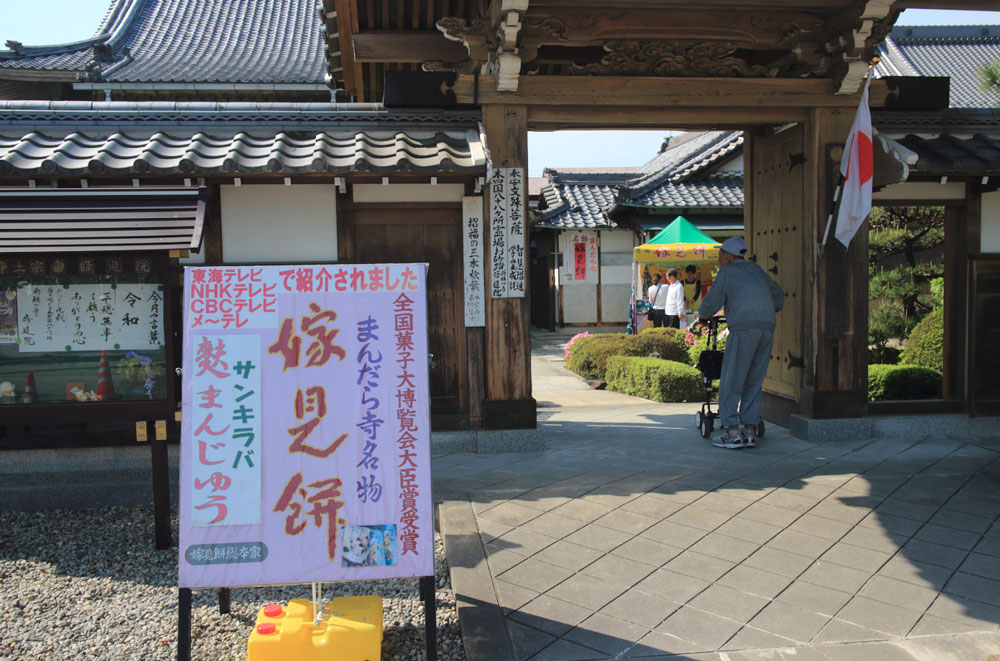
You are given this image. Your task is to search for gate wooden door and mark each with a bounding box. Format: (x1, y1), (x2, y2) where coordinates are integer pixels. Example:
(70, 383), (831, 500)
(750, 127), (805, 401)
(351, 204), (468, 420)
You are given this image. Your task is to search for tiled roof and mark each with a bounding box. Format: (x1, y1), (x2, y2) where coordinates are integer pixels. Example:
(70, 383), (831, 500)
(624, 173), (744, 209)
(875, 25), (1000, 108)
(888, 133), (1000, 176)
(534, 170), (637, 229)
(0, 102), (486, 176)
(0, 0), (326, 85)
(533, 134), (744, 230)
(873, 110), (1000, 176)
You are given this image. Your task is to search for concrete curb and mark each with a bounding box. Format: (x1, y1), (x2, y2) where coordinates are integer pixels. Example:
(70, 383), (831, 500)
(789, 413), (1000, 442)
(439, 499), (513, 661)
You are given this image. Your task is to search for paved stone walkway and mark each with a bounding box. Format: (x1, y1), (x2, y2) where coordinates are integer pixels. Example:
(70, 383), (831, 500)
(433, 329), (1000, 660)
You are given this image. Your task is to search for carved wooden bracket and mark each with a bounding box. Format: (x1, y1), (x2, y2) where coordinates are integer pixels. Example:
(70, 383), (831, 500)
(831, 0), (896, 94)
(438, 2), (530, 91)
(569, 41), (770, 78)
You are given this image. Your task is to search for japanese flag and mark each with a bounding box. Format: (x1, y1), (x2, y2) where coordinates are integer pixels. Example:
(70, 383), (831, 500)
(835, 76), (874, 248)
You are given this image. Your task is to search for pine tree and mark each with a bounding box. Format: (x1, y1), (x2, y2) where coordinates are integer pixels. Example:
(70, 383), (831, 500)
(868, 206), (944, 361)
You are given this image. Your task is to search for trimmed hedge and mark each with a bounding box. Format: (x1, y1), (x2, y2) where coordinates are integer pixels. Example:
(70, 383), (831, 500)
(566, 334), (633, 379)
(605, 356), (704, 402)
(868, 364), (942, 401)
(901, 306), (944, 373)
(566, 331), (691, 380)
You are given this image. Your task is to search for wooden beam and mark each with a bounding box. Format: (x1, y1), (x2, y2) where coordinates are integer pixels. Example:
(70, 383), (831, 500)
(353, 31), (469, 63)
(335, 0), (364, 100)
(482, 104), (533, 408)
(455, 75), (891, 108)
(527, 106), (810, 130)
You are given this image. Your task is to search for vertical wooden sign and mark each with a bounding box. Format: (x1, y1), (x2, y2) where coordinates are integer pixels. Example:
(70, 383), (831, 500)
(490, 169), (508, 298)
(463, 196), (486, 326)
(489, 167), (526, 299)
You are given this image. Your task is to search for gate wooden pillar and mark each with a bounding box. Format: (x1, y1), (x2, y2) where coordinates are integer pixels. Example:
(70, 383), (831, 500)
(482, 104), (535, 429)
(801, 107), (869, 419)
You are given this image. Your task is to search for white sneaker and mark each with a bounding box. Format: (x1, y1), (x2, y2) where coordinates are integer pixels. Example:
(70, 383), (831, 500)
(713, 433), (744, 449)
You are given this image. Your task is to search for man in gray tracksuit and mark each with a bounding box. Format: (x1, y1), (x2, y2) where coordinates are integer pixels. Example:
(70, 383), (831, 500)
(698, 236), (784, 449)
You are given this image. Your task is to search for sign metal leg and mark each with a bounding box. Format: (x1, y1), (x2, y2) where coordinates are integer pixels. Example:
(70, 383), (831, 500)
(178, 587), (192, 661)
(420, 575), (437, 661)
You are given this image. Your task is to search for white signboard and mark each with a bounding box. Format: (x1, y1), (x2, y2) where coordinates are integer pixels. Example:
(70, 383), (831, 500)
(16, 283), (164, 352)
(489, 167), (526, 299)
(463, 196), (486, 326)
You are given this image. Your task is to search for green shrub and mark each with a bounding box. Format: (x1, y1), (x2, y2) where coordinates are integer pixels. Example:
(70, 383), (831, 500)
(884, 366), (942, 400)
(605, 356), (703, 402)
(566, 331), (691, 380)
(868, 364), (942, 400)
(566, 334), (632, 379)
(900, 307), (943, 372)
(633, 328), (690, 364)
(868, 364), (894, 400)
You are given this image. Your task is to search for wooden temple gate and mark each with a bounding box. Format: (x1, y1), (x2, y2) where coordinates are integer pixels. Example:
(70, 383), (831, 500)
(320, 0), (989, 427)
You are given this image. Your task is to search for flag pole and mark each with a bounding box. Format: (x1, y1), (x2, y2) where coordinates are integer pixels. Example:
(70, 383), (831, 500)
(818, 173), (844, 259)
(819, 63), (874, 260)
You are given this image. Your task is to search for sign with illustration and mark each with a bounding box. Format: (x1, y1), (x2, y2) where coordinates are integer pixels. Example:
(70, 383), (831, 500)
(178, 264), (434, 588)
(14, 283), (163, 352)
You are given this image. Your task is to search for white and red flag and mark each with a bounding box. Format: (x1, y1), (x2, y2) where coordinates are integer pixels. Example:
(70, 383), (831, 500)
(835, 76), (874, 247)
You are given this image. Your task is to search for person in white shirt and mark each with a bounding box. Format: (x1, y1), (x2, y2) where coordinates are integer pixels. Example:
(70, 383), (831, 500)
(664, 268), (686, 329)
(646, 274), (669, 327)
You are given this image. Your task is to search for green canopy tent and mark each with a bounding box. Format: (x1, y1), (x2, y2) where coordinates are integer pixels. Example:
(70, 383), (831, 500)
(631, 216), (722, 332)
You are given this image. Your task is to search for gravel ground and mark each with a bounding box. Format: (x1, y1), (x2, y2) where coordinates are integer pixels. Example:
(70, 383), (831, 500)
(0, 505), (464, 660)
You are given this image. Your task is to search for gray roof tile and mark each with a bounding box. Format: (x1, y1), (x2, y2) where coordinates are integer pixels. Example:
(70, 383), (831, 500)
(534, 132), (744, 229)
(626, 173), (744, 209)
(1, 0), (325, 85)
(875, 25), (1000, 108)
(0, 102), (485, 176)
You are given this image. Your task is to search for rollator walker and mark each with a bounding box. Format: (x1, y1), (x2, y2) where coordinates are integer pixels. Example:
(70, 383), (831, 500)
(694, 316), (766, 440)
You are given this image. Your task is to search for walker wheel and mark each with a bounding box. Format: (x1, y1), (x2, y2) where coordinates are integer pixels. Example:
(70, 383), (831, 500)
(695, 411), (704, 429)
(757, 420), (766, 438)
(699, 418), (713, 439)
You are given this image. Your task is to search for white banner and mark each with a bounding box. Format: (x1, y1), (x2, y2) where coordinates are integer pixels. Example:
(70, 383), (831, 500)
(463, 196), (486, 326)
(16, 283), (164, 352)
(561, 231), (598, 284)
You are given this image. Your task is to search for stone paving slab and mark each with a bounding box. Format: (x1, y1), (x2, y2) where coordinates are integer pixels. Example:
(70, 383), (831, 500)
(435, 330), (1000, 661)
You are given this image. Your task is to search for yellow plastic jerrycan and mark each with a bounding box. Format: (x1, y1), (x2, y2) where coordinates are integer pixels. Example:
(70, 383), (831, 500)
(248, 596), (383, 661)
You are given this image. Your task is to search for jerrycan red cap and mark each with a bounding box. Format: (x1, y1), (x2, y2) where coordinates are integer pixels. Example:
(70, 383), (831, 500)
(263, 604), (283, 617)
(256, 623), (277, 635)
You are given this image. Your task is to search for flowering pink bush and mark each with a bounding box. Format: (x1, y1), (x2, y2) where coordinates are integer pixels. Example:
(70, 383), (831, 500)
(563, 331), (591, 360)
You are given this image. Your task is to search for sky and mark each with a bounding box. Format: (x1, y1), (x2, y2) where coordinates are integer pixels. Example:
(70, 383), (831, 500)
(3, 4), (999, 175)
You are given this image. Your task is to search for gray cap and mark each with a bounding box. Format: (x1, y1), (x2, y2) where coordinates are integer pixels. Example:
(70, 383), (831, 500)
(721, 236), (747, 256)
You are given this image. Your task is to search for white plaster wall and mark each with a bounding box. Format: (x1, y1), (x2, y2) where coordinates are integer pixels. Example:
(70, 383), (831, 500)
(600, 230), (634, 285)
(561, 284), (598, 323)
(352, 183), (465, 203)
(599, 230), (633, 324)
(601, 284), (631, 324)
(873, 181), (966, 201)
(982, 191), (1000, 253)
(220, 185), (337, 262)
